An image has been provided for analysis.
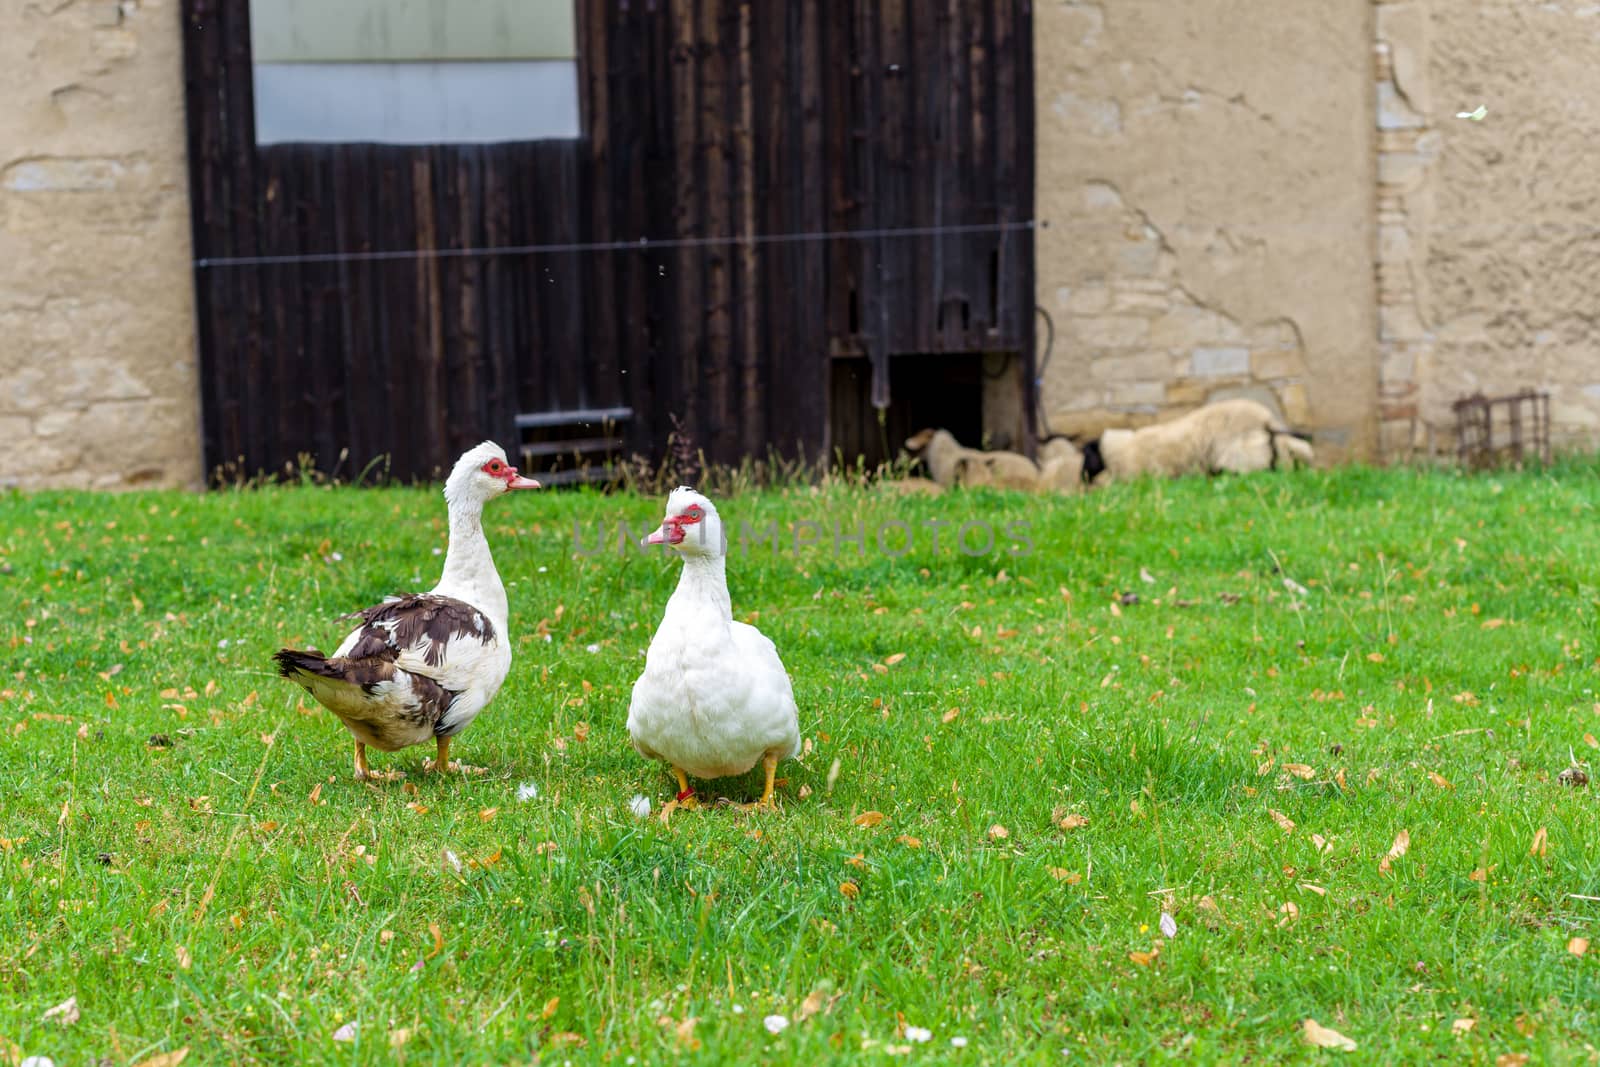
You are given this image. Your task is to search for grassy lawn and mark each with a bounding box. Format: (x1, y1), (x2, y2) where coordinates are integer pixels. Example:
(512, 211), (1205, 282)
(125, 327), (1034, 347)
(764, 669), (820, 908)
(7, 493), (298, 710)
(3, 462), (1600, 1064)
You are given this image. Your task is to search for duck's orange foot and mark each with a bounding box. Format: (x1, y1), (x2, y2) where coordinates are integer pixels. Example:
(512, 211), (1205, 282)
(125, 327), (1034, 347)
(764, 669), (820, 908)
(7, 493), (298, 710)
(357, 767), (406, 782)
(672, 768), (701, 810)
(424, 758), (487, 775)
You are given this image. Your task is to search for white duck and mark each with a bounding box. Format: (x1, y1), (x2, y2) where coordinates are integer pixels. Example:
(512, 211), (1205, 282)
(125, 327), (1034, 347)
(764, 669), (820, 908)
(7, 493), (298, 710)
(274, 442), (539, 779)
(627, 487), (801, 809)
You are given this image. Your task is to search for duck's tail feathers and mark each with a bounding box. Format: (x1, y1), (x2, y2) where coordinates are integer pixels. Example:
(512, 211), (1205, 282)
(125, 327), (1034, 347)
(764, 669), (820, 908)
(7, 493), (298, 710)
(274, 648), (341, 682)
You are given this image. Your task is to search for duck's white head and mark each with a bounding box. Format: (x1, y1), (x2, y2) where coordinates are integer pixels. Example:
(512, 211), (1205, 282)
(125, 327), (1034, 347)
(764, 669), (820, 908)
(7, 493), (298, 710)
(642, 486), (725, 558)
(444, 441), (540, 511)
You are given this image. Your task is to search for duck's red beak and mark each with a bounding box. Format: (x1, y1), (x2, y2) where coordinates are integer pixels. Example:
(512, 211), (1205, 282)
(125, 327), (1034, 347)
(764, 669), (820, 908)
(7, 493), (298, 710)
(642, 522), (686, 546)
(505, 467), (540, 490)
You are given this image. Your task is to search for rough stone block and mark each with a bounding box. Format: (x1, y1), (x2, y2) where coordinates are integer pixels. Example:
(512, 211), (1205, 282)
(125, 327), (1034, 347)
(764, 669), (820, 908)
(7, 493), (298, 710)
(1164, 379), (1210, 406)
(1074, 315), (1150, 348)
(1280, 382), (1312, 425)
(1107, 381), (1165, 407)
(1191, 346), (1250, 377)
(1253, 346), (1305, 380)
(1064, 284), (1112, 314)
(1091, 351), (1170, 381)
(1150, 305), (1242, 348)
(1376, 82), (1424, 130)
(1051, 91), (1122, 137)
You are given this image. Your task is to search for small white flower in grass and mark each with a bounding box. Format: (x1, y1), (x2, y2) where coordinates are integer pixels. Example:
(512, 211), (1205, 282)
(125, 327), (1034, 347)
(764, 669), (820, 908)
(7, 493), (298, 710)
(21, 1058), (56, 1067)
(432, 547), (443, 556)
(950, 1036), (969, 1048)
(538, 565), (548, 573)
(905, 1026), (932, 1043)
(333, 1022), (358, 1042)
(1159, 912), (1177, 939)
(732, 1005), (745, 1015)
(586, 643), (601, 654)
(517, 782), (540, 802)
(628, 794), (652, 818)
(330, 552), (343, 562)
(763, 1014), (789, 1034)
(543, 634), (553, 643)
(217, 639), (229, 649)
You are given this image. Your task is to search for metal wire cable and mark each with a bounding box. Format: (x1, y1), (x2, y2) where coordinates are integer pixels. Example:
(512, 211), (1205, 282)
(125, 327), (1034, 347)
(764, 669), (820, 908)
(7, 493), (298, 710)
(193, 218), (1042, 269)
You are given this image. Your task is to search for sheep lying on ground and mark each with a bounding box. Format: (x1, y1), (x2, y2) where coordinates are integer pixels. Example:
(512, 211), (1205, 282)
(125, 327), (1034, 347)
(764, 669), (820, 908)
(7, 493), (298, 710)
(903, 428), (1084, 493)
(1036, 436), (1085, 491)
(1079, 398), (1314, 485)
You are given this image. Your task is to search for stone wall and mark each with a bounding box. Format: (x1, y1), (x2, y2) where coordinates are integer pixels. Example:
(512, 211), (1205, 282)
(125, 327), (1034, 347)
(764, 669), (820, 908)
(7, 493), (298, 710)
(1376, 0), (1600, 456)
(0, 0), (200, 490)
(1034, 1), (1379, 461)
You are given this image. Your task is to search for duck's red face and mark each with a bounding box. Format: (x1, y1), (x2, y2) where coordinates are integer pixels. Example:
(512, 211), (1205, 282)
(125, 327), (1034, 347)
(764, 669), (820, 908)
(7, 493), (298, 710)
(480, 457), (541, 491)
(644, 503), (705, 546)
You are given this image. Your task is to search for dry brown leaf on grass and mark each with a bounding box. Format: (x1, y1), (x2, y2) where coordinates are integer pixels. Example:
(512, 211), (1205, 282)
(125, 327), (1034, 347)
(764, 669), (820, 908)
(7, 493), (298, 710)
(1057, 812), (1089, 831)
(547, 1032), (586, 1048)
(174, 944), (192, 971)
(853, 811), (886, 828)
(941, 707), (960, 724)
(1277, 901), (1300, 927)
(1497, 1054), (1531, 1067)
(1378, 830), (1411, 876)
(1283, 763), (1316, 780)
(1568, 937), (1589, 957)
(987, 824), (1010, 841)
(885, 653), (907, 666)
(673, 1017), (701, 1051)
(1529, 826), (1549, 858)
(133, 1051), (190, 1067)
(541, 997), (560, 1020)
(839, 880), (861, 899)
(1428, 772), (1454, 790)
(1047, 868), (1081, 883)
(1302, 1019), (1357, 1051)
(895, 835), (922, 849)
(1268, 809), (1296, 834)
(796, 989), (826, 1024)
(1452, 1018), (1476, 1034)
(427, 923), (445, 959)
(1127, 949), (1158, 967)
(42, 995), (79, 1026)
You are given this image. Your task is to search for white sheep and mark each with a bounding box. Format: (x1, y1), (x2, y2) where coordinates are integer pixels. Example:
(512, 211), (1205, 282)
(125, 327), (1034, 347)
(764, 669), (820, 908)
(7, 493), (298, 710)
(1079, 399), (1314, 485)
(904, 428), (1084, 494)
(1036, 436), (1085, 492)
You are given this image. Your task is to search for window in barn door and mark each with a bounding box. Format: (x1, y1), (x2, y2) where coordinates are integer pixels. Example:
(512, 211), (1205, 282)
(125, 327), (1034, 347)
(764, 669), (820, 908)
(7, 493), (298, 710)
(249, 0), (579, 145)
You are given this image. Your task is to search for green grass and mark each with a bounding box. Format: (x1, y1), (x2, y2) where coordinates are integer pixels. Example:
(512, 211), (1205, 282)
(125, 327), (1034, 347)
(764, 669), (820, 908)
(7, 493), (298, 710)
(3, 462), (1600, 1064)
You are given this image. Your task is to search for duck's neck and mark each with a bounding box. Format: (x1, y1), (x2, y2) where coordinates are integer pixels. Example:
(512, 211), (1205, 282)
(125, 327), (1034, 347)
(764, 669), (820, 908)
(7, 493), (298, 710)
(669, 554), (732, 624)
(433, 501), (509, 628)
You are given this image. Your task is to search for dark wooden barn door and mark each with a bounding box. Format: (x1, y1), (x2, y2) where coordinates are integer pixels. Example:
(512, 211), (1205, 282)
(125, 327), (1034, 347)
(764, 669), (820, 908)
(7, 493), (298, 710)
(180, 0), (1033, 481)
